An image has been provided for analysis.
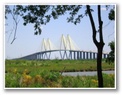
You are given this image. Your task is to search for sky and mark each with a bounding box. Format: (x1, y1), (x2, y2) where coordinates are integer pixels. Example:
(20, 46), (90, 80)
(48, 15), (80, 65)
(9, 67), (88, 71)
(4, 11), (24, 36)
(5, 5), (115, 59)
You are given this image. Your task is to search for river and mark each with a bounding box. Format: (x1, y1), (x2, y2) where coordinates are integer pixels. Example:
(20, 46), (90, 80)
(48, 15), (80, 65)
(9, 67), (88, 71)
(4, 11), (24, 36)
(62, 71), (115, 76)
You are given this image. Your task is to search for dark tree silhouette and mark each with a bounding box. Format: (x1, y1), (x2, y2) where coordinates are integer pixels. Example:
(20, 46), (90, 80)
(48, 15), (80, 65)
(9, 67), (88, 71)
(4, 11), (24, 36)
(108, 9), (115, 20)
(106, 7), (115, 64)
(106, 41), (115, 63)
(5, 5), (115, 87)
(86, 5), (104, 87)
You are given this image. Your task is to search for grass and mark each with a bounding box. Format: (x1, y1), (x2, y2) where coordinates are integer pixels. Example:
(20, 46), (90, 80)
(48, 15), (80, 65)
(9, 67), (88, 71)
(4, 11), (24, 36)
(5, 59), (115, 88)
(5, 70), (115, 88)
(5, 59), (114, 73)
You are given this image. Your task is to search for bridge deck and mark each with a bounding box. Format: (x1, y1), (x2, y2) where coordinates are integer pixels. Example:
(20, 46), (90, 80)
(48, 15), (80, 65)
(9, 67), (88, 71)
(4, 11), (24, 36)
(18, 49), (108, 60)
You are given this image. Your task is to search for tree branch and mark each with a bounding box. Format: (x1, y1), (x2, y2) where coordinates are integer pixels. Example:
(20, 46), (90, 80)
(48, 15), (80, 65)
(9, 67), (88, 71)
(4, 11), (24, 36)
(98, 5), (104, 45)
(86, 5), (99, 47)
(8, 6), (19, 44)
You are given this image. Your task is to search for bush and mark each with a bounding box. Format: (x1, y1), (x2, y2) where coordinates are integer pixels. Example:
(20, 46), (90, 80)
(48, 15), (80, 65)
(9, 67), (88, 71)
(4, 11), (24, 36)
(40, 70), (61, 82)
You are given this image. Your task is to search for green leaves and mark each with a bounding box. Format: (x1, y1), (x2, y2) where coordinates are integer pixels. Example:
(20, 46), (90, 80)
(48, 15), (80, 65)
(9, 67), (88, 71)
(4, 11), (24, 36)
(6, 5), (84, 34)
(66, 5), (83, 25)
(6, 5), (114, 36)
(51, 11), (57, 19)
(5, 5), (11, 19)
(108, 9), (115, 20)
(5, 5), (115, 35)
(108, 41), (114, 51)
(34, 25), (42, 35)
(106, 41), (115, 63)
(23, 22), (27, 26)
(20, 5), (83, 32)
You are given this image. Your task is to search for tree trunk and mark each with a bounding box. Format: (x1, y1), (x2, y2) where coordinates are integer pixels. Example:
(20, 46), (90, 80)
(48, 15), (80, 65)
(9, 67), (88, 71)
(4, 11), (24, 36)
(86, 5), (105, 87)
(97, 44), (104, 87)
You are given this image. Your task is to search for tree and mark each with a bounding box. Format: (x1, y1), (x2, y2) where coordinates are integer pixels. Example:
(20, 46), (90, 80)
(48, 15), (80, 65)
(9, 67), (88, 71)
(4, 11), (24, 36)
(106, 6), (115, 64)
(5, 5), (115, 87)
(106, 7), (115, 63)
(108, 8), (115, 20)
(106, 41), (115, 63)
(86, 5), (104, 87)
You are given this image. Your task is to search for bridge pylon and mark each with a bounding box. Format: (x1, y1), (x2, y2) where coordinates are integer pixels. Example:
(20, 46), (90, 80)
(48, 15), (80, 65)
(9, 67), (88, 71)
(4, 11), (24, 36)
(18, 34), (109, 60)
(60, 34), (68, 59)
(59, 34), (81, 59)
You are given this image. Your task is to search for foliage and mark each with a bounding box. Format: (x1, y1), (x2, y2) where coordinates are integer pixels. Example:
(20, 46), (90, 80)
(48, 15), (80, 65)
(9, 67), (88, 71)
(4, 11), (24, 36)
(108, 9), (115, 20)
(5, 60), (114, 73)
(5, 68), (115, 88)
(5, 60), (114, 87)
(5, 5), (86, 35)
(5, 5), (114, 35)
(106, 41), (115, 63)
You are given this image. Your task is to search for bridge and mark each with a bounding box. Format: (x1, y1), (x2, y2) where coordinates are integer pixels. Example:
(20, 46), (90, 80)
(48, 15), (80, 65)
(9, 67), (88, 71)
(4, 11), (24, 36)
(18, 34), (108, 60)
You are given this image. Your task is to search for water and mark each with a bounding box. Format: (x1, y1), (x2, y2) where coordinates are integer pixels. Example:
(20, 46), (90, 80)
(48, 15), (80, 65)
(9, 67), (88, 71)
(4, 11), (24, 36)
(62, 71), (114, 76)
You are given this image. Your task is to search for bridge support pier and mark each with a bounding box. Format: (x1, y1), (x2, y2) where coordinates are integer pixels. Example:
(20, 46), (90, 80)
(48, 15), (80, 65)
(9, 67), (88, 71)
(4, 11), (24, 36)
(93, 53), (95, 59)
(69, 51), (72, 60)
(90, 52), (92, 59)
(86, 52), (88, 59)
(71, 51), (72, 60)
(36, 53), (43, 60)
(41, 53), (43, 59)
(83, 52), (85, 59)
(77, 51), (79, 60)
(80, 52), (82, 59)
(103, 54), (108, 59)
(37, 54), (39, 60)
(74, 51), (75, 60)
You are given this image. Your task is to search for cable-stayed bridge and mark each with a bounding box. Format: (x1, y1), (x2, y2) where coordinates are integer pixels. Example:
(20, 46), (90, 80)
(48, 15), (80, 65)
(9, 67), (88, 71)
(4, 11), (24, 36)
(18, 34), (108, 60)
